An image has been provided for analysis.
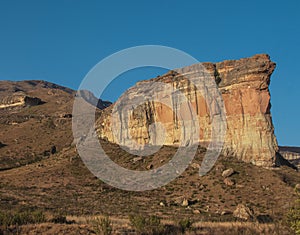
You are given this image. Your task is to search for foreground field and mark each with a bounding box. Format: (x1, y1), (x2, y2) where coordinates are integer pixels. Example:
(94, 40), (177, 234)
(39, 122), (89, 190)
(0, 142), (299, 234)
(0, 216), (294, 234)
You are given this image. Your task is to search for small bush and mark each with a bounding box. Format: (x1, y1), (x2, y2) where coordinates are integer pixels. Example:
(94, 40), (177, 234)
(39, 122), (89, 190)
(286, 189), (300, 235)
(92, 216), (113, 235)
(178, 218), (193, 233)
(129, 214), (163, 234)
(50, 215), (68, 224)
(0, 210), (45, 227)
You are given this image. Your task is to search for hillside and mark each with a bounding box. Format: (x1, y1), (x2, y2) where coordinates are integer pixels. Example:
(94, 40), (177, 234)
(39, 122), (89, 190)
(0, 140), (299, 234)
(0, 61), (299, 234)
(0, 80), (110, 170)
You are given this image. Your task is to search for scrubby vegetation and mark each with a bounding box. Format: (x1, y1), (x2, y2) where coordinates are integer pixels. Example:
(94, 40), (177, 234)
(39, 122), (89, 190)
(129, 214), (163, 234)
(0, 209), (45, 227)
(286, 186), (300, 234)
(92, 216), (113, 235)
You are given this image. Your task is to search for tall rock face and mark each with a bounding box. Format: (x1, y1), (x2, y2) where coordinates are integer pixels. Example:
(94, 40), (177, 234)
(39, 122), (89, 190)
(216, 54), (277, 166)
(97, 54), (278, 167)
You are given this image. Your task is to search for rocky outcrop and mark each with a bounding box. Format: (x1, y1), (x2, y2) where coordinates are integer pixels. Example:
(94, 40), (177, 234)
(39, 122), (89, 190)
(0, 92), (44, 109)
(279, 146), (300, 169)
(97, 54), (278, 167)
(77, 90), (112, 110)
(233, 204), (254, 220)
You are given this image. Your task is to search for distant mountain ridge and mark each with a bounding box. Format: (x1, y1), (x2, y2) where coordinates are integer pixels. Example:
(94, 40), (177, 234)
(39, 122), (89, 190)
(0, 80), (111, 110)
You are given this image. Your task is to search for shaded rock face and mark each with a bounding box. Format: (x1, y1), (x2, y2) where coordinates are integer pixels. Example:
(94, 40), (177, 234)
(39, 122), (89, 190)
(97, 54), (278, 167)
(24, 96), (44, 106)
(77, 90), (112, 110)
(279, 146), (300, 169)
(0, 142), (6, 148)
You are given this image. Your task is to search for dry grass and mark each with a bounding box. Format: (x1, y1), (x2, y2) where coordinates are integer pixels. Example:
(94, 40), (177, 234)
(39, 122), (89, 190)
(0, 218), (290, 235)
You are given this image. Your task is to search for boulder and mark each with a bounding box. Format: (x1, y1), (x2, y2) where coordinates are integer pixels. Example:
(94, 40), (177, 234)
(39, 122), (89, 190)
(159, 202), (165, 207)
(182, 198), (189, 207)
(233, 204), (254, 220)
(224, 177), (235, 186)
(193, 209), (201, 214)
(132, 156), (143, 163)
(222, 168), (235, 178)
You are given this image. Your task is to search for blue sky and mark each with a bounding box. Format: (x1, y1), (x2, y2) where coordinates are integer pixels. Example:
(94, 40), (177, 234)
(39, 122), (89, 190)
(0, 1), (299, 146)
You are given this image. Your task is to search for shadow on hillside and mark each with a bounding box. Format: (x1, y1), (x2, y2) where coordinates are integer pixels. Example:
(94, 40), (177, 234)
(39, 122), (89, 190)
(275, 152), (298, 170)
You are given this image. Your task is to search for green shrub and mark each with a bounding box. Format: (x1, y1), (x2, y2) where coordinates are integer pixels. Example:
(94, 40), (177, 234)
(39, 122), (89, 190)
(286, 188), (300, 234)
(178, 218), (193, 233)
(129, 214), (163, 234)
(92, 216), (113, 235)
(0, 210), (45, 227)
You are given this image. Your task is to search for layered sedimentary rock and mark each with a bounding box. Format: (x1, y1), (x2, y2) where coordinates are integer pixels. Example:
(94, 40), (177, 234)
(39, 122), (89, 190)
(97, 54), (278, 167)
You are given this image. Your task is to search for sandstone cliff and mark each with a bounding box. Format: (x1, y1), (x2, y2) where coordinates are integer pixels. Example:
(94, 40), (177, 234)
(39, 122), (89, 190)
(97, 54), (278, 167)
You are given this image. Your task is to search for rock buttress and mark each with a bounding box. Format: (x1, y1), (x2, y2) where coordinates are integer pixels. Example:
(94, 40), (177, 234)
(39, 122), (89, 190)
(97, 54), (278, 167)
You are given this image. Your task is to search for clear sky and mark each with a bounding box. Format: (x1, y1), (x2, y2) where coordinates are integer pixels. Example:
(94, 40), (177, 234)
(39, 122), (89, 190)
(0, 1), (299, 146)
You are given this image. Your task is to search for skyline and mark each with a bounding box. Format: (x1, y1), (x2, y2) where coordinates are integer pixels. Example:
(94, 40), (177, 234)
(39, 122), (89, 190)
(0, 1), (299, 146)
